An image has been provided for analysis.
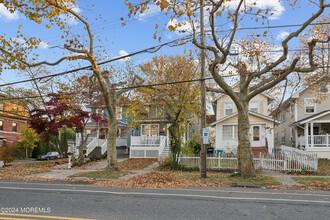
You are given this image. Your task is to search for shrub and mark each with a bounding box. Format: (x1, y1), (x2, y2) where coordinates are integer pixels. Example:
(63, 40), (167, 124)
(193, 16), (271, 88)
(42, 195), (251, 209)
(72, 161), (79, 167)
(182, 139), (201, 155)
(0, 144), (19, 165)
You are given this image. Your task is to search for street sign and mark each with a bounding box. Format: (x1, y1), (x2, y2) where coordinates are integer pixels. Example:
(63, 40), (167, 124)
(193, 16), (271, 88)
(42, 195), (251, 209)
(203, 128), (209, 144)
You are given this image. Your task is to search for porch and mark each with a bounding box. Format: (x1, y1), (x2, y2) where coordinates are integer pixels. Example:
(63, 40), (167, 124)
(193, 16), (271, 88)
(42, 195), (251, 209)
(294, 115), (330, 158)
(130, 123), (169, 158)
(130, 136), (168, 158)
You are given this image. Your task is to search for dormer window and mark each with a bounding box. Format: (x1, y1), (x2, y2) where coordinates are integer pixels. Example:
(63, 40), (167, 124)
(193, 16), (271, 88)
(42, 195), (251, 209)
(304, 98), (316, 114)
(249, 101), (259, 113)
(224, 102), (234, 116)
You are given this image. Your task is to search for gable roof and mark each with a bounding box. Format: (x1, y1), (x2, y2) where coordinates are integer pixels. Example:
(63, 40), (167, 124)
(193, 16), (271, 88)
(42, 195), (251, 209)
(213, 83), (274, 102)
(210, 111), (279, 127)
(292, 110), (330, 125)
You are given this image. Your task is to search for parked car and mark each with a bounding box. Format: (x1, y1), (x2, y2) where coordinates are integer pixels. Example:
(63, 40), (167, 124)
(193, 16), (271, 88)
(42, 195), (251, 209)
(37, 152), (60, 160)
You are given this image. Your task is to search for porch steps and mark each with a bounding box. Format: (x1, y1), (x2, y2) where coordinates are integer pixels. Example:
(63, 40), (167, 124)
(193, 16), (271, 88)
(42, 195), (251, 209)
(160, 145), (170, 157)
(252, 147), (269, 157)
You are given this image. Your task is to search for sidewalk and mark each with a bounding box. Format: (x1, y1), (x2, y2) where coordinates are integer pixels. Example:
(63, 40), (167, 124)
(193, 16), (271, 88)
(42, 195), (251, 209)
(25, 158), (128, 179)
(261, 170), (305, 186)
(25, 159), (160, 180)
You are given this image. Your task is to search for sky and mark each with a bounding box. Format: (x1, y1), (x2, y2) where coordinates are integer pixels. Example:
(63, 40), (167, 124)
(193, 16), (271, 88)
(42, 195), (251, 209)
(0, 0), (328, 89)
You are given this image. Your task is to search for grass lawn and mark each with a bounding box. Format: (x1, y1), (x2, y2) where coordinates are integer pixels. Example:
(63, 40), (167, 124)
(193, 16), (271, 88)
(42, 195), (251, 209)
(70, 170), (131, 179)
(292, 177), (330, 188)
(173, 172), (281, 186)
(118, 158), (157, 170)
(317, 159), (330, 176)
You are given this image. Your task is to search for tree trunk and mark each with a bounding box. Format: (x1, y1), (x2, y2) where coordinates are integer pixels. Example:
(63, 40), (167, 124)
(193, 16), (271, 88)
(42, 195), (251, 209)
(78, 132), (88, 165)
(237, 102), (256, 177)
(106, 93), (118, 172)
(50, 140), (63, 158)
(169, 123), (181, 164)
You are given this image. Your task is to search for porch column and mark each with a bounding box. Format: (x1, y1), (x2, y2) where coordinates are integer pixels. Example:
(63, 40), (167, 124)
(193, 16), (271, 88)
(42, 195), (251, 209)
(294, 127), (298, 148)
(311, 122), (314, 148)
(305, 123), (308, 148)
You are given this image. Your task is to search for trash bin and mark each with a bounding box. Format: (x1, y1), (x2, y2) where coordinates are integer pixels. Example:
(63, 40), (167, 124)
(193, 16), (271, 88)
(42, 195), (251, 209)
(207, 147), (214, 154)
(216, 150), (223, 157)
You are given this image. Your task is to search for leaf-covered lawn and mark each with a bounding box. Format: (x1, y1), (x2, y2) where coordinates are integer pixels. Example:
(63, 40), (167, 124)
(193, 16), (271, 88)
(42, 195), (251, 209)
(94, 171), (280, 188)
(95, 172), (228, 188)
(292, 177), (330, 188)
(173, 172), (281, 186)
(118, 159), (157, 170)
(70, 170), (131, 179)
(0, 159), (67, 180)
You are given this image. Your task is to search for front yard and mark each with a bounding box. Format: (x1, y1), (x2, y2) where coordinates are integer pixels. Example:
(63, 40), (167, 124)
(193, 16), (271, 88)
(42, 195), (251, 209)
(292, 177), (330, 188)
(317, 159), (330, 176)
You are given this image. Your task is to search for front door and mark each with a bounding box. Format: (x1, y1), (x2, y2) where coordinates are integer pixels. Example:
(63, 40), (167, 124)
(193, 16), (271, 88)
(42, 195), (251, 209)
(251, 125), (262, 146)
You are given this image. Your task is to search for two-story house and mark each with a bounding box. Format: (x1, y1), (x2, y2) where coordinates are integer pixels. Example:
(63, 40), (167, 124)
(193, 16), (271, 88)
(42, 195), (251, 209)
(210, 88), (276, 155)
(75, 106), (128, 157)
(0, 94), (28, 145)
(129, 105), (201, 158)
(272, 84), (330, 159)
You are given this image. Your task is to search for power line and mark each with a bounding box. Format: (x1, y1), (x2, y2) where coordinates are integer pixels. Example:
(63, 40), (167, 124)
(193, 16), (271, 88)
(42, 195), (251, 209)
(1, 21), (329, 88)
(0, 77), (218, 101)
(0, 36), (193, 88)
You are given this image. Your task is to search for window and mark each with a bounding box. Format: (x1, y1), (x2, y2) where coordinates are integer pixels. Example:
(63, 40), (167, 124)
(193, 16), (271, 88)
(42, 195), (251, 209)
(274, 132), (278, 143)
(281, 130), (285, 144)
(222, 125), (237, 140)
(116, 107), (122, 119)
(290, 127), (294, 141)
(290, 103), (294, 118)
(304, 98), (315, 114)
(224, 102), (234, 116)
(141, 124), (150, 136)
(141, 124), (159, 136)
(280, 112), (286, 122)
(252, 126), (260, 141)
(12, 122), (17, 132)
(0, 120), (3, 130)
(249, 101), (259, 113)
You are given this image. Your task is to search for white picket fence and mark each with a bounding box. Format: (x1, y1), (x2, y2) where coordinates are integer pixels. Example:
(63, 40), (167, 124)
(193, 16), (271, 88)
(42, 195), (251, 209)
(178, 148), (318, 172)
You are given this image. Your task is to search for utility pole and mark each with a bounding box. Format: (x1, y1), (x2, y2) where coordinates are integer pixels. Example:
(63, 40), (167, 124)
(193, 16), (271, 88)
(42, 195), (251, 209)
(200, 0), (207, 178)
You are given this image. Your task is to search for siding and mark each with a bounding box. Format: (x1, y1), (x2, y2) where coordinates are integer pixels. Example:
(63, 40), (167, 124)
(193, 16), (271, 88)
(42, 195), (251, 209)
(216, 93), (269, 120)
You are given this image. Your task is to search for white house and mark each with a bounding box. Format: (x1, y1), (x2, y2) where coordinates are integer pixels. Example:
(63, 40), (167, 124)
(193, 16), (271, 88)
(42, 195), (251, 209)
(273, 83), (330, 159)
(211, 89), (277, 155)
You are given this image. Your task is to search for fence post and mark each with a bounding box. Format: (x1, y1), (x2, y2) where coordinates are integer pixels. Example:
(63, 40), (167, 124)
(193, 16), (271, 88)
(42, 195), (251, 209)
(284, 154), (287, 171)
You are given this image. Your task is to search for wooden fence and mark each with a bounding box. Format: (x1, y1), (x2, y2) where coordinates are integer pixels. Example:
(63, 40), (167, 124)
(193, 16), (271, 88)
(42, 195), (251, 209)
(178, 149), (318, 172)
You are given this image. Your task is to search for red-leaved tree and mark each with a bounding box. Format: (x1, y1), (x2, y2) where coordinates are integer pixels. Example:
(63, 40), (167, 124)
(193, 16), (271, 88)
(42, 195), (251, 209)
(29, 93), (91, 161)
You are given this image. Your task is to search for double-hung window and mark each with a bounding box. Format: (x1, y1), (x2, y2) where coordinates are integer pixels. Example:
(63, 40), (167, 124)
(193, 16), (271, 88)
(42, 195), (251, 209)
(224, 102), (234, 116)
(249, 101), (259, 113)
(304, 98), (315, 114)
(281, 130), (285, 144)
(222, 125), (238, 140)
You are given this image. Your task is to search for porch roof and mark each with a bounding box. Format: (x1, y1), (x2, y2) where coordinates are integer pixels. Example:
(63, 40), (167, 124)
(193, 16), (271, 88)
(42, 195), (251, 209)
(86, 120), (128, 129)
(210, 111), (279, 127)
(292, 110), (330, 125)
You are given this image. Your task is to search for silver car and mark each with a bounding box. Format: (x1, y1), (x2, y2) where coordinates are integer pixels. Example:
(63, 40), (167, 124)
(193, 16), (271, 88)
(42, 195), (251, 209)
(37, 152), (60, 160)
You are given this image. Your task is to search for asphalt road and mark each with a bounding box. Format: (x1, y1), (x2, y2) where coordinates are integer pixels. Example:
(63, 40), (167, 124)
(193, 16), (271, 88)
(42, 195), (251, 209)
(0, 180), (329, 220)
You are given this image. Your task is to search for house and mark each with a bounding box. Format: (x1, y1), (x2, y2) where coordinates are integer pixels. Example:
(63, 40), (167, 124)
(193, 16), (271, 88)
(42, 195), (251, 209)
(0, 95), (28, 145)
(272, 83), (330, 159)
(75, 106), (128, 157)
(210, 88), (277, 156)
(129, 106), (201, 158)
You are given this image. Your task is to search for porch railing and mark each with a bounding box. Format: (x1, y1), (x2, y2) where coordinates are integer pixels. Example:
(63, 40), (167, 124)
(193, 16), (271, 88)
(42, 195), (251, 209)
(308, 135), (330, 147)
(131, 136), (163, 146)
